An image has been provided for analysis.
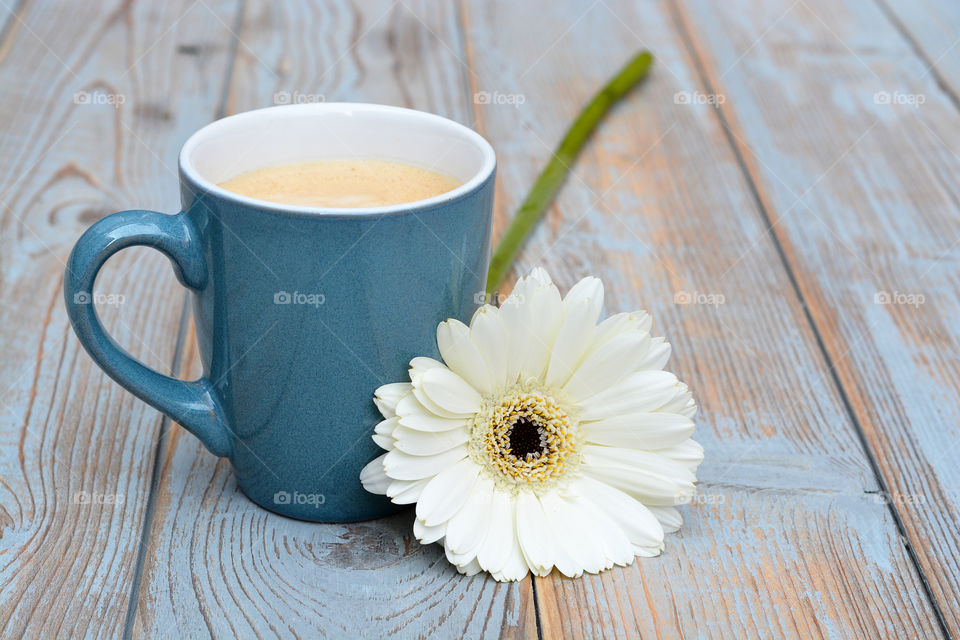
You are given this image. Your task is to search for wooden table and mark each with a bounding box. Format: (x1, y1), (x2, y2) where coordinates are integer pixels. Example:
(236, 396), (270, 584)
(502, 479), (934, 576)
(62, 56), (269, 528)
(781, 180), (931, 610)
(2, 0), (959, 637)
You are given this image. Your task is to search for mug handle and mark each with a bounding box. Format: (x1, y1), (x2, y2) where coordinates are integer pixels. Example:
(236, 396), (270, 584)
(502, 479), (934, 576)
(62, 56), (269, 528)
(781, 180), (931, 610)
(64, 209), (232, 458)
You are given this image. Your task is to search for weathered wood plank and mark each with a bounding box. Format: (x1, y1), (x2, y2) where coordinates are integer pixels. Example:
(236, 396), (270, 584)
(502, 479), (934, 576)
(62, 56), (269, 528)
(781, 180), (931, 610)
(0, 0), (23, 55)
(132, 1), (536, 638)
(676, 0), (960, 633)
(463, 0), (945, 637)
(878, 0), (960, 103)
(0, 0), (240, 637)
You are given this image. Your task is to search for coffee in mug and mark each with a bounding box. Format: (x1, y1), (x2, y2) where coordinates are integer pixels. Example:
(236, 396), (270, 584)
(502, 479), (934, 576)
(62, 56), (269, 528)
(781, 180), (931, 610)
(218, 159), (463, 209)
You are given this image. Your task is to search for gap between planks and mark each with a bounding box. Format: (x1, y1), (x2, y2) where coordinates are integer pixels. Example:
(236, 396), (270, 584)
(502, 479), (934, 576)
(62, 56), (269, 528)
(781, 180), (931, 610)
(119, 1), (247, 635)
(454, 1), (549, 633)
(872, 0), (960, 113)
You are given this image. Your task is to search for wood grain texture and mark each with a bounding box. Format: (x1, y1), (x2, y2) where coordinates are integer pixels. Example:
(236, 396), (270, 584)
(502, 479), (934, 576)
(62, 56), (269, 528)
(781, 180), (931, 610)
(462, 0), (946, 637)
(132, 1), (536, 638)
(0, 0), (239, 637)
(675, 0), (960, 633)
(5, 0), (958, 637)
(878, 0), (960, 104)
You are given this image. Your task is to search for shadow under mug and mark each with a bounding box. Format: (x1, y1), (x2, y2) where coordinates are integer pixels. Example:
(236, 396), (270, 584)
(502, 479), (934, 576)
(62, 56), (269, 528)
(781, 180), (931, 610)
(64, 103), (496, 522)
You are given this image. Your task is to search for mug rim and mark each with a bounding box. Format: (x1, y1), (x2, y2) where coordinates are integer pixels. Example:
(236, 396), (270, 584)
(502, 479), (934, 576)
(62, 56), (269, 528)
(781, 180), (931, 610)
(178, 103), (497, 218)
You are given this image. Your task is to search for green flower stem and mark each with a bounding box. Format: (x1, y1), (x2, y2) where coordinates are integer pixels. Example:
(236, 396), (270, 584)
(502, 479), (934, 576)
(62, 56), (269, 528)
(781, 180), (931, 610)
(485, 51), (655, 295)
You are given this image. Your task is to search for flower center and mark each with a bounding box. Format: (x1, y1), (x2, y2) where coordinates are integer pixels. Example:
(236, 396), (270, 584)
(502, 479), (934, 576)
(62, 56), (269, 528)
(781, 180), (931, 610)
(470, 389), (579, 491)
(508, 417), (545, 459)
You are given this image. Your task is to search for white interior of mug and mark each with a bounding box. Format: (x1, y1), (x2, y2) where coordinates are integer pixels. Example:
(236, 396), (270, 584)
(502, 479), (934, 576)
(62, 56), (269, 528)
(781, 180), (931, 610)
(179, 103), (496, 215)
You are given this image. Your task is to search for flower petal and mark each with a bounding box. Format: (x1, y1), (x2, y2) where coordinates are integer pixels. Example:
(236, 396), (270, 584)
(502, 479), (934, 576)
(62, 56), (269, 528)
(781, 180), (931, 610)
(418, 367), (482, 416)
(498, 291), (534, 385)
(476, 489), (516, 575)
(375, 417), (398, 437)
(359, 454), (390, 494)
(372, 434), (394, 451)
(374, 382), (412, 418)
(585, 413), (695, 450)
(541, 492), (605, 576)
(584, 443), (697, 483)
(657, 438), (705, 475)
(409, 357), (445, 386)
(575, 476), (665, 554)
(491, 530), (529, 582)
(541, 530), (580, 578)
(563, 276), (604, 310)
(638, 337), (671, 370)
(396, 394), (470, 432)
(414, 517), (446, 544)
(515, 492), (556, 576)
(371, 417), (398, 451)
(577, 370), (683, 421)
(563, 330), (651, 402)
(392, 424), (470, 456)
(646, 506), (683, 533)
(567, 491), (635, 567)
(470, 305), (509, 391)
(386, 477), (430, 504)
(445, 542), (479, 570)
(437, 319), (493, 395)
(545, 297), (601, 388)
(582, 445), (695, 506)
(415, 458), (481, 526)
(445, 475), (495, 555)
(453, 555), (483, 576)
(634, 544), (663, 558)
(656, 385), (697, 418)
(411, 386), (464, 420)
(382, 445), (468, 481)
(590, 312), (651, 352)
(498, 268), (560, 383)
(529, 266), (553, 285)
(409, 358), (469, 419)
(520, 281), (563, 378)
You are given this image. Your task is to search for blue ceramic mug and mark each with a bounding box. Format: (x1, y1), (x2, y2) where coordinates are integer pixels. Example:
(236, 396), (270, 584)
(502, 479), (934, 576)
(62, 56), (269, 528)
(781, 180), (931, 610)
(64, 103), (496, 522)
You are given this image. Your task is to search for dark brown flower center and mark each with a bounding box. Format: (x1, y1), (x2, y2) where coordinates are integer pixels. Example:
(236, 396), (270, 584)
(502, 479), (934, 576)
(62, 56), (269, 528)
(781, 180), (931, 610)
(508, 417), (545, 459)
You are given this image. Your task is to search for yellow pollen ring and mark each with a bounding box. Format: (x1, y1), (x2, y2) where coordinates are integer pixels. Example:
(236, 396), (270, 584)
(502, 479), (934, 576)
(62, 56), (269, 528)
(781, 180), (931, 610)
(471, 390), (578, 488)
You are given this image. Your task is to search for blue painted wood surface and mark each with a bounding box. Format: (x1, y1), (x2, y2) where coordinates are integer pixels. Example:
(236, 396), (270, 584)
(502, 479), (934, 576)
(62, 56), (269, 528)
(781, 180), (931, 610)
(0, 0), (956, 638)
(678, 0), (960, 634)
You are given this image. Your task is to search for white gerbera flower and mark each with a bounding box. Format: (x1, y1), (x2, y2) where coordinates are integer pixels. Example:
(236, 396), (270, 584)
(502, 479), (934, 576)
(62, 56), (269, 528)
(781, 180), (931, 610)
(360, 267), (701, 581)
